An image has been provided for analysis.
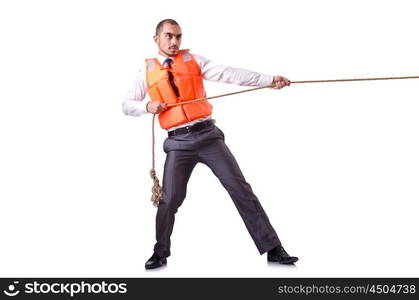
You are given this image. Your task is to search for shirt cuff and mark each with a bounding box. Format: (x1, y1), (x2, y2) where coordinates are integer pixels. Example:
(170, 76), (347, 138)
(141, 100), (149, 114)
(260, 74), (274, 86)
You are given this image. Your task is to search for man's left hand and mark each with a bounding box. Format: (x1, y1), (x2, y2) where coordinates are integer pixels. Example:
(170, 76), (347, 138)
(272, 76), (291, 89)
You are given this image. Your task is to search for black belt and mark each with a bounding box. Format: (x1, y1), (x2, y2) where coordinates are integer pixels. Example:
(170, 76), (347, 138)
(168, 119), (216, 136)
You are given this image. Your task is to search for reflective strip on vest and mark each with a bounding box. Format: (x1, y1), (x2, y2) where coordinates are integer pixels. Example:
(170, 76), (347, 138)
(148, 60), (155, 71)
(182, 51), (191, 61)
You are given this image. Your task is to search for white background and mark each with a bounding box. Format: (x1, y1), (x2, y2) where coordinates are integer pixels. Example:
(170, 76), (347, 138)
(1, 0), (418, 277)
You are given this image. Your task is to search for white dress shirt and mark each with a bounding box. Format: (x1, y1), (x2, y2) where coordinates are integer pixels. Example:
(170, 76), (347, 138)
(122, 52), (274, 131)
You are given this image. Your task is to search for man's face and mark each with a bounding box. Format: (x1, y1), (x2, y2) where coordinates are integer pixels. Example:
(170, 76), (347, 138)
(154, 23), (182, 57)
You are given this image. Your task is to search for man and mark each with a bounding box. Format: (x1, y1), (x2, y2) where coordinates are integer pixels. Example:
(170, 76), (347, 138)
(123, 19), (298, 270)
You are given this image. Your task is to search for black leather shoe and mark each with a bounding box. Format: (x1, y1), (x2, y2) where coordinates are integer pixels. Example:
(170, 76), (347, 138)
(145, 252), (167, 270)
(267, 246), (299, 264)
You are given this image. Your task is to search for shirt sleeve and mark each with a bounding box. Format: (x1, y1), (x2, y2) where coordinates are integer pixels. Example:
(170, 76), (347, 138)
(122, 69), (149, 117)
(192, 53), (274, 87)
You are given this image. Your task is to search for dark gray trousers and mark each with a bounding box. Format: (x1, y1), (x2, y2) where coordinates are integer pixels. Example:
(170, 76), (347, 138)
(153, 123), (282, 258)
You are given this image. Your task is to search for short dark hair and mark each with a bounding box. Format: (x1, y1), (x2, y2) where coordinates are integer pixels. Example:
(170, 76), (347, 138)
(155, 19), (179, 36)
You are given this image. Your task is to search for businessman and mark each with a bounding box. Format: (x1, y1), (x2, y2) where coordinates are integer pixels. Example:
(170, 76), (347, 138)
(123, 19), (298, 269)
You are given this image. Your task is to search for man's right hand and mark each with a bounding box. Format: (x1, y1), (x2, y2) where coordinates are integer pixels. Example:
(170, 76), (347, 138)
(146, 101), (167, 114)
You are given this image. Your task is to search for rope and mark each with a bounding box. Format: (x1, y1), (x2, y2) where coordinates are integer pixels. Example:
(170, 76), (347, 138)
(291, 75), (419, 84)
(149, 114), (162, 207)
(148, 75), (419, 206)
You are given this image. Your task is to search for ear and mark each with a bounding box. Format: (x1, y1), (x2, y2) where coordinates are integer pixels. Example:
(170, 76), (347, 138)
(153, 35), (159, 44)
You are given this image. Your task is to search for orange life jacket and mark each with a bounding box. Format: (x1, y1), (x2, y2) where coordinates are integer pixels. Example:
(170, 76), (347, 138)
(145, 49), (212, 129)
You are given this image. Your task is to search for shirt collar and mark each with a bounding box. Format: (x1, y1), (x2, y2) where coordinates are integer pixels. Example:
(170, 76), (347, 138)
(157, 53), (175, 65)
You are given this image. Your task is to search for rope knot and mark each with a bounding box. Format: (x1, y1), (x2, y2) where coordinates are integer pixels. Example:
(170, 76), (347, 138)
(150, 167), (162, 207)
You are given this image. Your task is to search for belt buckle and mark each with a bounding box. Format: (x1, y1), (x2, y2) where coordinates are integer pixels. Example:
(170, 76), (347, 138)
(184, 126), (192, 133)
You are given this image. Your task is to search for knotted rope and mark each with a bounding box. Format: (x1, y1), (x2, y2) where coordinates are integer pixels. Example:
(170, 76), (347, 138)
(150, 113), (163, 207)
(149, 75), (419, 206)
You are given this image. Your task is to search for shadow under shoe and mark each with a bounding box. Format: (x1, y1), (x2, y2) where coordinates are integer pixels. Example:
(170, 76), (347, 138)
(145, 252), (167, 270)
(267, 246), (299, 264)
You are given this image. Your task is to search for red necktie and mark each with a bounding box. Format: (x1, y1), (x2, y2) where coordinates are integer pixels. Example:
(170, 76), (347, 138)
(164, 58), (180, 97)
